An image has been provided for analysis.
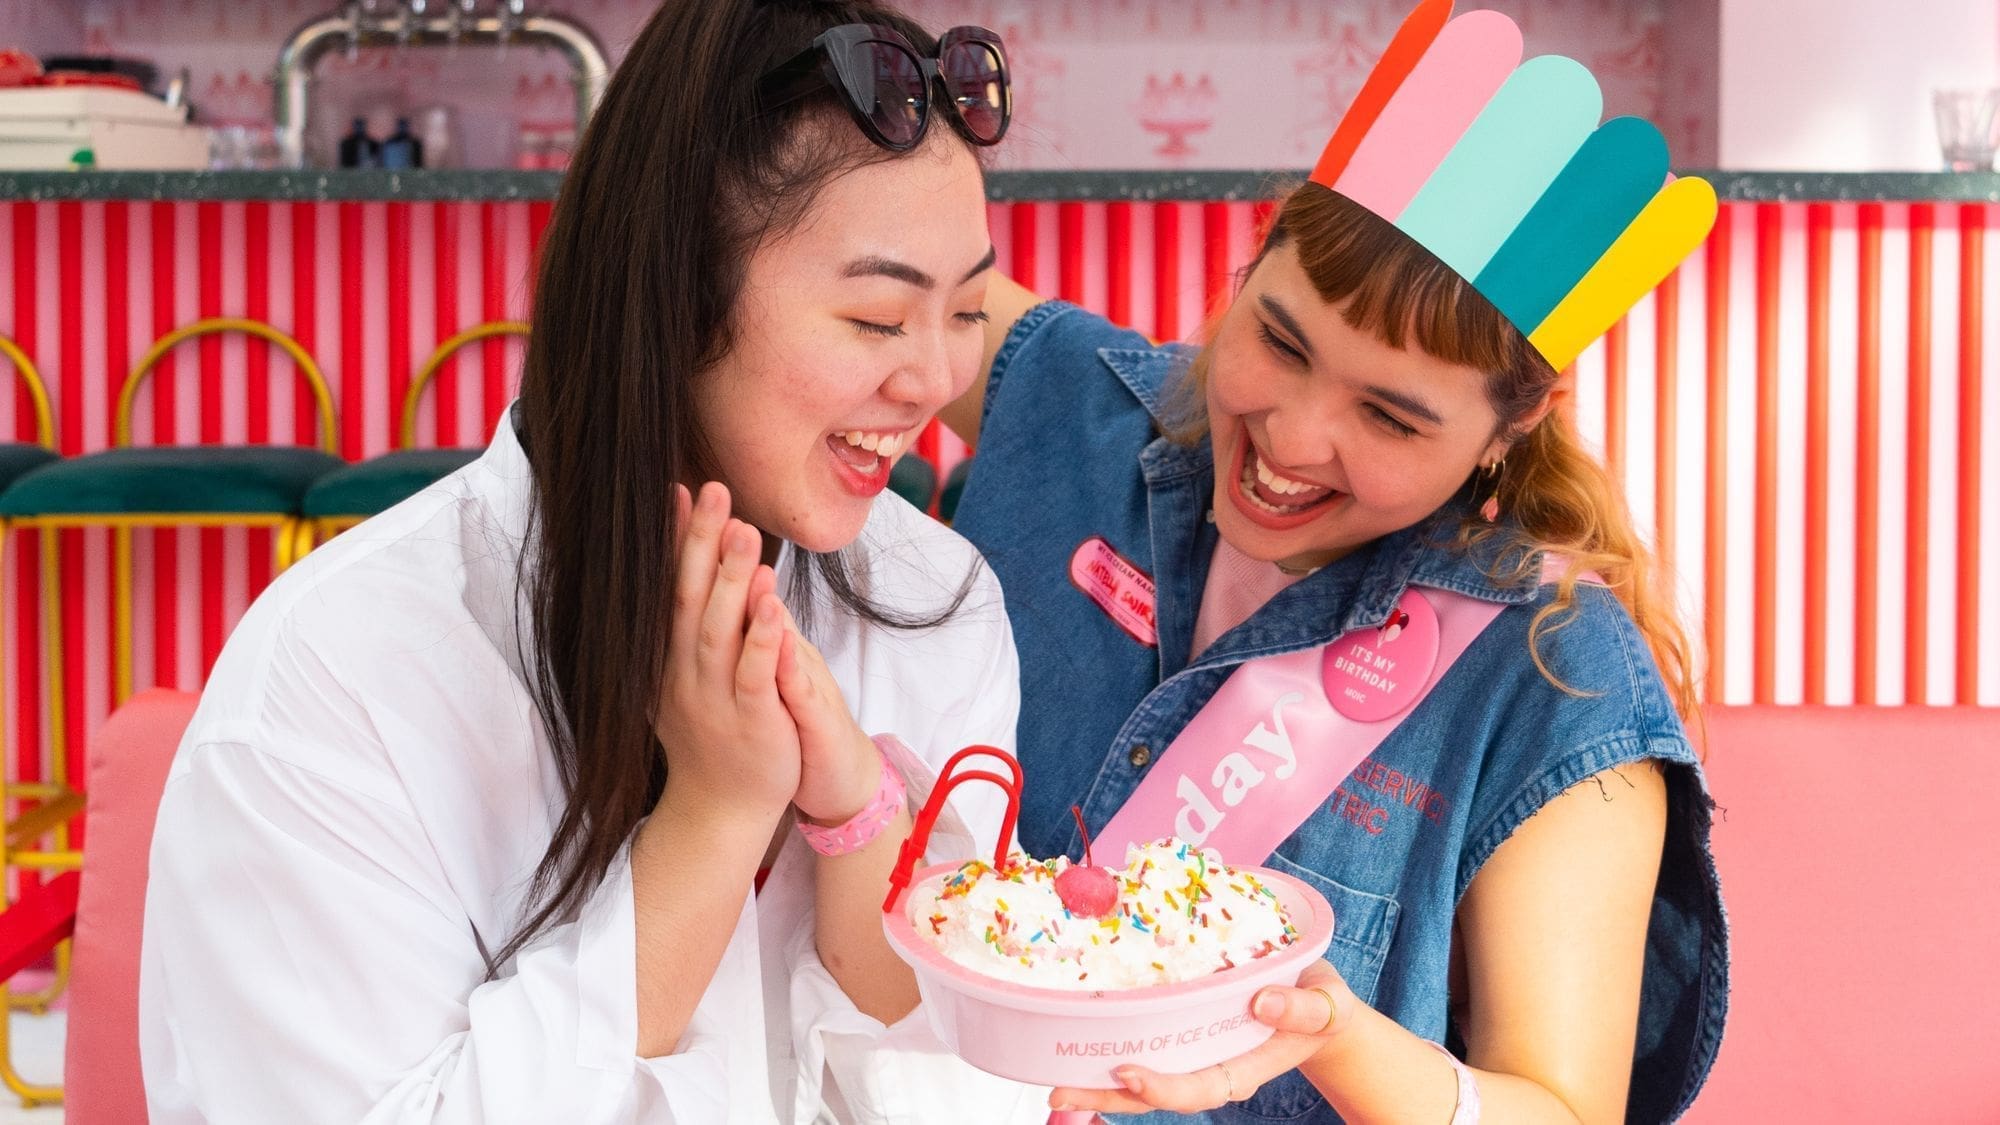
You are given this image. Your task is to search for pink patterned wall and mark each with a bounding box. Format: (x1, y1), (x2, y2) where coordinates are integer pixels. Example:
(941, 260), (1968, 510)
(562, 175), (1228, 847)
(2, 0), (82, 58)
(27, 0), (1684, 170)
(1656, 0), (1718, 165)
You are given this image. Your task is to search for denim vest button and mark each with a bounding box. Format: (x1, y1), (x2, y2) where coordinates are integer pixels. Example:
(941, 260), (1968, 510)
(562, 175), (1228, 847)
(1128, 744), (1151, 768)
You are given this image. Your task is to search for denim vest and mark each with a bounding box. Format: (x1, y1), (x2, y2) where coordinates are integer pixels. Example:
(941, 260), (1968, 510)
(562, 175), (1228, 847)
(953, 302), (1728, 1124)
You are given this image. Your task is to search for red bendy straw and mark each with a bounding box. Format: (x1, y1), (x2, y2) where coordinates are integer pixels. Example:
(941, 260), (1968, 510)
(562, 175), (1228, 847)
(882, 745), (1023, 914)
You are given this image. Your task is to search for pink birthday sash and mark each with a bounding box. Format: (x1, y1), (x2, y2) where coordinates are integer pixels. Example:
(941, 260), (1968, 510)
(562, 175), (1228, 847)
(1097, 561), (1582, 863)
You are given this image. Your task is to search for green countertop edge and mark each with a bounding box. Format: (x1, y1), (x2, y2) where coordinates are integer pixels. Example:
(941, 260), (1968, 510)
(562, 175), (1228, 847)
(2, 168), (1998, 203)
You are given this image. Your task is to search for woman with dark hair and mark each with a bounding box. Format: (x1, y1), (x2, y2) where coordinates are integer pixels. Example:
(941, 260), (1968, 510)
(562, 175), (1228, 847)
(943, 4), (1727, 1122)
(137, 2), (1045, 1121)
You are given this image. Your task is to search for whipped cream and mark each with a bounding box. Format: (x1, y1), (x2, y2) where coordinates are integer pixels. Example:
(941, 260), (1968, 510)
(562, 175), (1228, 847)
(916, 838), (1299, 990)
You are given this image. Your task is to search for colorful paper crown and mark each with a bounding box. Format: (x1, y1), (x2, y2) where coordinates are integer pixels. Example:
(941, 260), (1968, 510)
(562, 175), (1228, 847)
(1309, 0), (1716, 371)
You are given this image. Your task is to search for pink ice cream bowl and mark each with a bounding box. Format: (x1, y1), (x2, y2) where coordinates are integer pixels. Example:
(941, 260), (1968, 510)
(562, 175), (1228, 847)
(880, 747), (1337, 1089)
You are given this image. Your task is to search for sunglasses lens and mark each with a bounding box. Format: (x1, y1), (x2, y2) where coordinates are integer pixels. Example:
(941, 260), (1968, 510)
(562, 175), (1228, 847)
(847, 40), (925, 148)
(941, 40), (1008, 143)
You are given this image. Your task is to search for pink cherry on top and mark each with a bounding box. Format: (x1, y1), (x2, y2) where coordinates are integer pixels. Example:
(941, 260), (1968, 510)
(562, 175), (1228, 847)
(1053, 806), (1119, 918)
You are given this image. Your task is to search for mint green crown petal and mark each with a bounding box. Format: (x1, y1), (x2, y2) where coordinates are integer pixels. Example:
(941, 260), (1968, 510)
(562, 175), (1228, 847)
(1472, 115), (1669, 336)
(1395, 55), (1603, 281)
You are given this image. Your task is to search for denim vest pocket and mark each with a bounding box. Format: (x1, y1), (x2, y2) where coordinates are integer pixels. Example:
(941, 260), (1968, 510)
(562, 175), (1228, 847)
(1260, 853), (1400, 1004)
(1227, 854), (1402, 1122)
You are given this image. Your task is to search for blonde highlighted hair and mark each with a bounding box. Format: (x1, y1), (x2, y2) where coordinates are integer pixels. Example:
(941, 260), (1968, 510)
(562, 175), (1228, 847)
(1173, 183), (1700, 719)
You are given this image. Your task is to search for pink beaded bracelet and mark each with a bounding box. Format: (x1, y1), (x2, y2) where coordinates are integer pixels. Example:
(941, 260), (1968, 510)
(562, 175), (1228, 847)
(795, 735), (909, 857)
(1428, 1041), (1482, 1124)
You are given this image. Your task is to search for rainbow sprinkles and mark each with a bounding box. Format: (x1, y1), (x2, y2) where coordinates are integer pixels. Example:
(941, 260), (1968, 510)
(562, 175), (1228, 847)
(918, 839), (1301, 991)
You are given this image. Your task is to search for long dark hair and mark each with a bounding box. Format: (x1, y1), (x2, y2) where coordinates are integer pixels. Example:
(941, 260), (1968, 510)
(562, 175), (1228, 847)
(499, 0), (976, 971)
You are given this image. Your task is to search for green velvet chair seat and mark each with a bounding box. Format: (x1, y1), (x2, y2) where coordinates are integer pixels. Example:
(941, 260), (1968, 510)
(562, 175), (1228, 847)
(889, 455), (936, 511)
(938, 458), (972, 524)
(0, 443), (58, 496)
(302, 448), (482, 520)
(0, 446), (345, 518)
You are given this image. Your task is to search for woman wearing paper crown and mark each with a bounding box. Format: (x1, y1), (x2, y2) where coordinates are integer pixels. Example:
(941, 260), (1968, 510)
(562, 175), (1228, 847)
(941, 1), (1727, 1121)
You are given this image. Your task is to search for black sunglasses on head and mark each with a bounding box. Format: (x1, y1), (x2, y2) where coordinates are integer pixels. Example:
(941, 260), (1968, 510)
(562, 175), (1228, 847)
(758, 24), (1011, 152)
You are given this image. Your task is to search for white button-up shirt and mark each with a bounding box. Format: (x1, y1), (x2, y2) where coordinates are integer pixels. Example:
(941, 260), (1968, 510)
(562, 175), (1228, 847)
(139, 415), (1049, 1124)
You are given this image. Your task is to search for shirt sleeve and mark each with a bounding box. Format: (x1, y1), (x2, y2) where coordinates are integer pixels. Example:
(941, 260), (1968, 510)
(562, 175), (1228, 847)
(139, 740), (744, 1125)
(765, 566), (1053, 1125)
(979, 299), (1161, 449)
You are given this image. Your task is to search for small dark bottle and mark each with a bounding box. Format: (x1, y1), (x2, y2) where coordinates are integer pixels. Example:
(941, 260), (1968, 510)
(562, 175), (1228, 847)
(380, 117), (425, 170)
(337, 118), (381, 169)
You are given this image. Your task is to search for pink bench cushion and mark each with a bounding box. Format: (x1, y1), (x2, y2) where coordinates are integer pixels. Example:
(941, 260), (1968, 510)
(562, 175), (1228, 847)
(1687, 705), (2000, 1122)
(63, 689), (198, 1125)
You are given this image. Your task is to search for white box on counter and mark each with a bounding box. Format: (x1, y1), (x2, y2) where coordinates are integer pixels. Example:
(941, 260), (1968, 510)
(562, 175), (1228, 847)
(0, 87), (209, 171)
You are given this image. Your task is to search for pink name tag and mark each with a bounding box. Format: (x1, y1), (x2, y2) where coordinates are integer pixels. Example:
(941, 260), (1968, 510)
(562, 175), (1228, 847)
(1069, 537), (1158, 648)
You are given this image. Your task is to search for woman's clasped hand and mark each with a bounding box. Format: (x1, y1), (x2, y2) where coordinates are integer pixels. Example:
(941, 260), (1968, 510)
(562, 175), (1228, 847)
(655, 480), (883, 829)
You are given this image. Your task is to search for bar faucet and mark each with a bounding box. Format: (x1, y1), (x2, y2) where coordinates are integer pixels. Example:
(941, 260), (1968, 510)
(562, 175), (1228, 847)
(397, 0), (429, 50)
(444, 0), (477, 54)
(497, 0), (526, 57)
(342, 0), (366, 61)
(275, 1), (610, 169)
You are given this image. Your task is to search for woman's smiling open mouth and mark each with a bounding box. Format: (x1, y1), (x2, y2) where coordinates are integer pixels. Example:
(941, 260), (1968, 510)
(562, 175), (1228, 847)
(1226, 432), (1346, 530)
(826, 428), (906, 496)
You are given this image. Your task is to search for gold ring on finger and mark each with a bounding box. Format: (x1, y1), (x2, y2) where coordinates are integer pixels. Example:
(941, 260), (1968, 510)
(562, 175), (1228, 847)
(1311, 985), (1339, 1035)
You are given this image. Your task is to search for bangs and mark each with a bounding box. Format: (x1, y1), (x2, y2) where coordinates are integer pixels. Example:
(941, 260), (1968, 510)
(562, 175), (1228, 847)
(1264, 183), (1532, 378)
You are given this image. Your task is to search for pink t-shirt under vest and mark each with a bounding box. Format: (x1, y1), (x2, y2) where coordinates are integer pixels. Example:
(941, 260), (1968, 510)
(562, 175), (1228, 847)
(1189, 536), (1309, 661)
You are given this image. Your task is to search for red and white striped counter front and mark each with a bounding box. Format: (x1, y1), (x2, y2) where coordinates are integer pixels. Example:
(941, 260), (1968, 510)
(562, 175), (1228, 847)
(0, 169), (1994, 795)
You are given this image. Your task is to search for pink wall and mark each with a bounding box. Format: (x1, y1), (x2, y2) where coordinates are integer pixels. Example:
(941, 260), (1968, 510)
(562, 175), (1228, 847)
(1658, 0), (1718, 166)
(1718, 0), (2000, 170)
(1689, 706), (2000, 1123)
(37, 0), (1675, 170)
(1, 0), (83, 59)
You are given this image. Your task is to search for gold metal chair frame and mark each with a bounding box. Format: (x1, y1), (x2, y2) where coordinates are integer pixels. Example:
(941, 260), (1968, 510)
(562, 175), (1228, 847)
(20, 318), (338, 699)
(0, 319), (335, 1104)
(0, 319), (511, 1101)
(0, 333), (67, 1103)
(303, 320), (529, 550)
